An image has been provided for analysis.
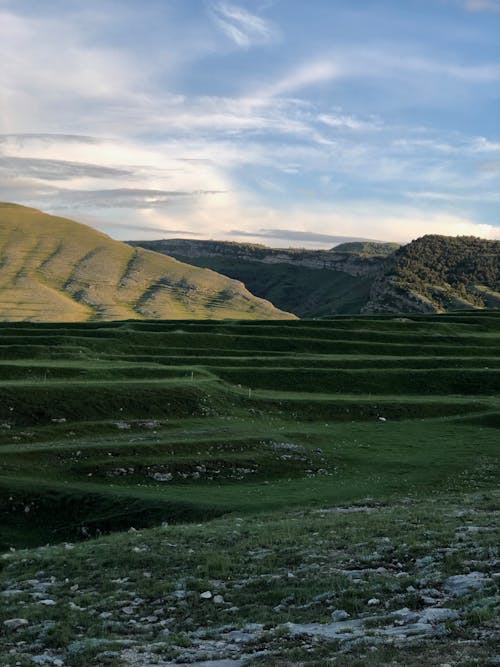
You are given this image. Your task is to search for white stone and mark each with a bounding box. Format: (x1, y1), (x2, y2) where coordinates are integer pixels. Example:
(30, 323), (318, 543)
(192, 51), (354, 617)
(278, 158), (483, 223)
(200, 590), (213, 599)
(3, 618), (29, 630)
(444, 572), (487, 596)
(331, 610), (350, 622)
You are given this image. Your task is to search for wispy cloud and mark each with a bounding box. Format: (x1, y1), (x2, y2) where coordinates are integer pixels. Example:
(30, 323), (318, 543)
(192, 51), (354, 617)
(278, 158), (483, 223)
(53, 188), (227, 209)
(0, 133), (103, 145)
(228, 229), (381, 244)
(318, 113), (381, 131)
(0, 156), (131, 181)
(255, 60), (339, 98)
(209, 1), (278, 47)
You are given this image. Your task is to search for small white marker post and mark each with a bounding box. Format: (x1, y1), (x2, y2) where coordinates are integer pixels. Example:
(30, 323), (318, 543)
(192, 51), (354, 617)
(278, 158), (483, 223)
(248, 388), (252, 399)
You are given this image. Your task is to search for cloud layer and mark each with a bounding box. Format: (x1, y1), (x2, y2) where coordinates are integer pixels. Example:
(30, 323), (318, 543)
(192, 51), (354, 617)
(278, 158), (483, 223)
(0, 0), (498, 246)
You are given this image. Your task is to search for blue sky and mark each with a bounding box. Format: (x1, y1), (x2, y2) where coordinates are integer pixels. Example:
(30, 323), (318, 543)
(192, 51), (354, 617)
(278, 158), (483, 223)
(0, 0), (499, 245)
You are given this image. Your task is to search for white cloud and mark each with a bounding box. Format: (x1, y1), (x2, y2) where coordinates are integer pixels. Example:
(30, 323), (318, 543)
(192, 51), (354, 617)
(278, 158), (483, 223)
(224, 204), (500, 245)
(255, 60), (340, 98)
(0, 5), (498, 246)
(318, 113), (381, 131)
(469, 136), (500, 152)
(209, 1), (278, 47)
(404, 190), (500, 203)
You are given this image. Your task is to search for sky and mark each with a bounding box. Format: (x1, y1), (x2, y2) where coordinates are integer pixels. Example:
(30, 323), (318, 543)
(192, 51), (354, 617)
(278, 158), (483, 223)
(0, 0), (499, 247)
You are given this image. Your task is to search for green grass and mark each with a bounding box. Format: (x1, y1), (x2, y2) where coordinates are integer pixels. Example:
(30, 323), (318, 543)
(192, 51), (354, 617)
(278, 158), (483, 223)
(0, 310), (498, 550)
(0, 310), (498, 665)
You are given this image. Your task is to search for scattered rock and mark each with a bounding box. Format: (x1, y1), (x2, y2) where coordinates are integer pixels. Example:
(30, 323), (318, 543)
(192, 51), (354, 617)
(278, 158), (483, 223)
(419, 607), (459, 624)
(331, 610), (350, 622)
(415, 556), (434, 568)
(444, 572), (488, 596)
(3, 618), (29, 630)
(150, 472), (173, 482)
(32, 656), (64, 666)
(200, 591), (213, 600)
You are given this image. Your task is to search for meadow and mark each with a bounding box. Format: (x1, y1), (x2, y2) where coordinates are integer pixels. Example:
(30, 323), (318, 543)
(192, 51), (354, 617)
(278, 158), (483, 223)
(0, 311), (499, 665)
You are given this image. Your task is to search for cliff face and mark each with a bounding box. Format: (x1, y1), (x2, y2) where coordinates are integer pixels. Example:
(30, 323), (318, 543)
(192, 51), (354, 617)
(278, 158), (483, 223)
(363, 277), (438, 314)
(128, 239), (392, 277)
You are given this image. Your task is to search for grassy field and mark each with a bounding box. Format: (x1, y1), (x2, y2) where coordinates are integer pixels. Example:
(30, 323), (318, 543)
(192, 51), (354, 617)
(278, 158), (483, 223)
(0, 311), (499, 665)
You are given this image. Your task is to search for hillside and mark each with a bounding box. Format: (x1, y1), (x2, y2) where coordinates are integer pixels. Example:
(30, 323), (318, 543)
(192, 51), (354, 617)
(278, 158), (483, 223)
(0, 204), (294, 322)
(1, 312), (499, 665)
(365, 235), (500, 313)
(128, 239), (396, 317)
(130, 236), (499, 316)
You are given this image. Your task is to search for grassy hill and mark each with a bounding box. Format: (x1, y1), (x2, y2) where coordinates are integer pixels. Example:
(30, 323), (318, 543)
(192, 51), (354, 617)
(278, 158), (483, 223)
(0, 312), (498, 665)
(0, 203), (293, 322)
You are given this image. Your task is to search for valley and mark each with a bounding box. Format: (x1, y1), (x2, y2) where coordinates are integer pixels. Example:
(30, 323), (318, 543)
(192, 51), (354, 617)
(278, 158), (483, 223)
(130, 237), (500, 317)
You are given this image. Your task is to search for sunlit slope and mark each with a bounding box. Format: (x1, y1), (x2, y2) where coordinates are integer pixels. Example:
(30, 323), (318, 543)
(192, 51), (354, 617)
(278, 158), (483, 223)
(0, 203), (294, 321)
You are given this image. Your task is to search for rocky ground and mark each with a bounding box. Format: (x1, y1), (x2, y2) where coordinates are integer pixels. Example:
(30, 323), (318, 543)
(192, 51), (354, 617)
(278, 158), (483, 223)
(1, 492), (499, 666)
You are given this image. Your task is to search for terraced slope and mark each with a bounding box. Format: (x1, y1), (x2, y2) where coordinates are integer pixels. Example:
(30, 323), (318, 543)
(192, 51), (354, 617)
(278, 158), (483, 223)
(0, 312), (498, 665)
(1, 310), (498, 550)
(0, 203), (293, 322)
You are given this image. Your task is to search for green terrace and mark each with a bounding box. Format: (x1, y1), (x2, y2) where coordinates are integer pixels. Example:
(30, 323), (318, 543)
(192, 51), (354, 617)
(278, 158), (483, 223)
(0, 310), (498, 551)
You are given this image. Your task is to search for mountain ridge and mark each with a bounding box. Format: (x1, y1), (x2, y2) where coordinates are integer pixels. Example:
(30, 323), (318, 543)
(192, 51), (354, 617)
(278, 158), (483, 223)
(130, 236), (500, 317)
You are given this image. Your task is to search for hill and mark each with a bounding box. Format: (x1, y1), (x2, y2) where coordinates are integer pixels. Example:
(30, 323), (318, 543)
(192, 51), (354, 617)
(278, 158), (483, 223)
(0, 312), (498, 665)
(130, 236), (499, 316)
(0, 204), (294, 322)
(332, 240), (400, 256)
(366, 235), (500, 313)
(128, 238), (396, 317)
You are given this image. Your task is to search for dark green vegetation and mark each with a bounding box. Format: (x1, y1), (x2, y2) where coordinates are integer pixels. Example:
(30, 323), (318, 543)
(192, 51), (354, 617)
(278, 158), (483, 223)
(332, 241), (400, 256)
(385, 234), (500, 310)
(131, 235), (500, 317)
(0, 203), (292, 321)
(1, 312), (498, 665)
